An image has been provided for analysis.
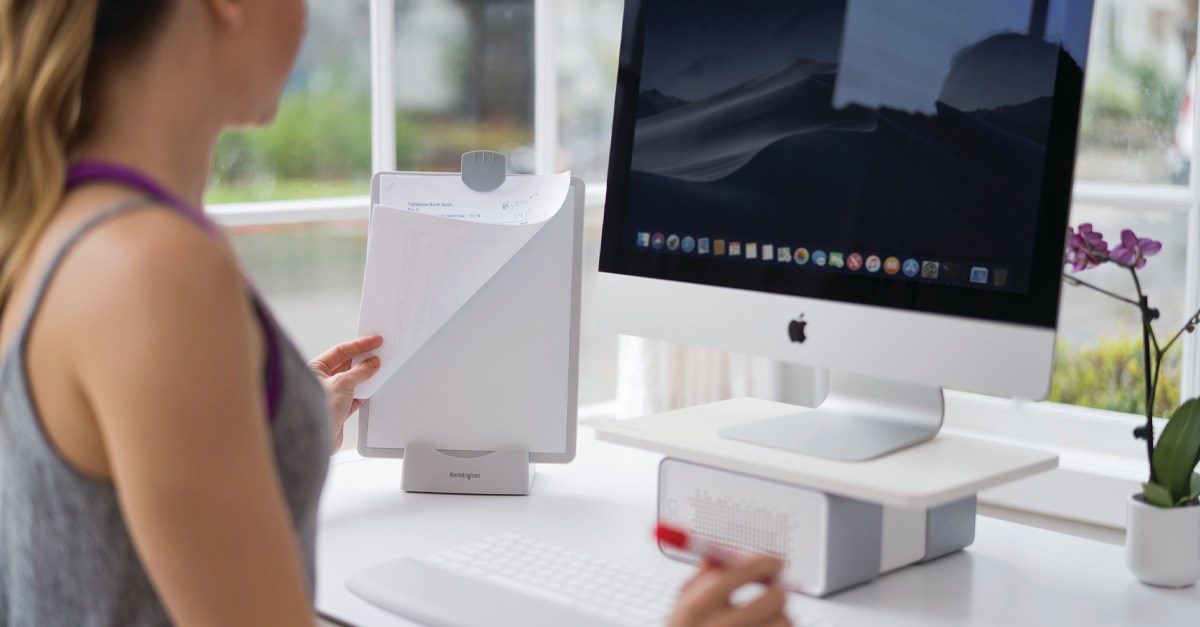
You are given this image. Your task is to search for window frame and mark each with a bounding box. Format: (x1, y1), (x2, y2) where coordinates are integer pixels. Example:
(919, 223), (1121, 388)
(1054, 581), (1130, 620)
(210, 0), (1200, 532)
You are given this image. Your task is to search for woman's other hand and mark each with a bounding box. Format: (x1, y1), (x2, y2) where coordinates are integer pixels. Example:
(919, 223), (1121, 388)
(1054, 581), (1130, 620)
(668, 555), (792, 627)
(309, 335), (384, 451)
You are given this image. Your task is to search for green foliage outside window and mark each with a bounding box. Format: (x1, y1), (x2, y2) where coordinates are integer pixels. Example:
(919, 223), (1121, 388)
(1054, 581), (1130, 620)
(205, 91), (533, 204)
(206, 92), (375, 204)
(1080, 55), (1183, 146)
(1050, 337), (1182, 417)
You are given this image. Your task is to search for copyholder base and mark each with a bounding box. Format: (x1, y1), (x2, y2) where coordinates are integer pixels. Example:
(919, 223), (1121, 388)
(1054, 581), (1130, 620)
(401, 442), (536, 495)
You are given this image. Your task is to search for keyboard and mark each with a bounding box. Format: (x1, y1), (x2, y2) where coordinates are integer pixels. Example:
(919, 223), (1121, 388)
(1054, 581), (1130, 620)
(347, 532), (684, 626)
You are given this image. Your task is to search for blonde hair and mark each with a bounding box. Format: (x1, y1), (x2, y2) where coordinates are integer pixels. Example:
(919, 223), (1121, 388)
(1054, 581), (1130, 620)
(0, 0), (174, 309)
(0, 0), (99, 307)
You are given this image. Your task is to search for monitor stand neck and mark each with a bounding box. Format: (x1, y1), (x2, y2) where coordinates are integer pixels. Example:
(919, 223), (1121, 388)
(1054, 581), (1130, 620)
(718, 372), (944, 461)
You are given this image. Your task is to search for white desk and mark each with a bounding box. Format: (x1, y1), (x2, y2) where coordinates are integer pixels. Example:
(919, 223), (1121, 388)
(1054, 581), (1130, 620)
(316, 426), (1199, 626)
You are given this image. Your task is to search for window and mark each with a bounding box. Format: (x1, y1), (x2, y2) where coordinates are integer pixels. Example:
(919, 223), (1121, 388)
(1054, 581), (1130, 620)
(555, 1), (623, 181)
(973, 0), (1200, 531)
(393, 0), (535, 173)
(231, 222), (367, 361)
(555, 0), (624, 408)
(1052, 203), (1187, 416)
(208, 1), (372, 203)
(214, 0), (1200, 528)
(1075, 0), (1192, 187)
(1053, 0), (1197, 415)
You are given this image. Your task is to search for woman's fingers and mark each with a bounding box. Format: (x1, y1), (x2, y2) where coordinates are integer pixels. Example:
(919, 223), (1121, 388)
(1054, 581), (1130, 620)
(320, 349), (382, 453)
(669, 556), (790, 627)
(328, 356), (382, 406)
(310, 335), (383, 376)
(679, 562), (720, 595)
(674, 555), (783, 615)
(697, 555), (785, 610)
(714, 585), (789, 627)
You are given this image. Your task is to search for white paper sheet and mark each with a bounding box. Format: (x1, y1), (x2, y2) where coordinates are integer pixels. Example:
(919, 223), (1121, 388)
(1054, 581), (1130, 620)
(353, 171), (571, 399)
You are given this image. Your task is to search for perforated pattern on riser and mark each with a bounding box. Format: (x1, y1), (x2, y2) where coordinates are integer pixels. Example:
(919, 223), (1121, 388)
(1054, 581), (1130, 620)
(689, 490), (794, 557)
(660, 460), (826, 587)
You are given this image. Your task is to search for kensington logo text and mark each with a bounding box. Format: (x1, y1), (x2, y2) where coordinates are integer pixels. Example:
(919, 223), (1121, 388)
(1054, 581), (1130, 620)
(450, 472), (481, 481)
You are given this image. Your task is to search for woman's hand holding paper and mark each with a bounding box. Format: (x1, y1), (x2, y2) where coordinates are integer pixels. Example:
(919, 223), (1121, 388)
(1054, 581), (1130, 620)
(309, 335), (385, 452)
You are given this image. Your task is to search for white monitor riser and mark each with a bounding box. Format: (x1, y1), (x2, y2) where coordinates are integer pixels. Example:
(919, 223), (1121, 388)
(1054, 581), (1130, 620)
(658, 457), (977, 597)
(594, 398), (1057, 510)
(616, 400), (1058, 597)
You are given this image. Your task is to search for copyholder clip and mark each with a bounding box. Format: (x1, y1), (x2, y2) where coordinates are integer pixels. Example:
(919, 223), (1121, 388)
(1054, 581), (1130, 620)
(461, 150), (507, 192)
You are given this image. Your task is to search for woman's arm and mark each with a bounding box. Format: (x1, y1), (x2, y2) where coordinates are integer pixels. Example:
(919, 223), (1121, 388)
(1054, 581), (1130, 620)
(71, 211), (314, 626)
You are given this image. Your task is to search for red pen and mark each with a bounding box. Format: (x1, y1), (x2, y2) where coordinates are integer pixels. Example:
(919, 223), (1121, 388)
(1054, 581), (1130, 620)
(655, 523), (798, 591)
(655, 523), (740, 566)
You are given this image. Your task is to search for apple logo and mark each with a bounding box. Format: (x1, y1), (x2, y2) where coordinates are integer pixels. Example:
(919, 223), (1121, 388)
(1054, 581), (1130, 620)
(788, 315), (807, 343)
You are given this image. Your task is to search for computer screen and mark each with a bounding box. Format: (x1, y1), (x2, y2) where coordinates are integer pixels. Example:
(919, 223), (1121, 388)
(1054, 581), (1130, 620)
(597, 0), (1095, 460)
(600, 0), (1093, 328)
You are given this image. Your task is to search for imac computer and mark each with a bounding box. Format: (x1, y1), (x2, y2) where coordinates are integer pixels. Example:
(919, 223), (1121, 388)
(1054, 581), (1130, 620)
(597, 0), (1095, 461)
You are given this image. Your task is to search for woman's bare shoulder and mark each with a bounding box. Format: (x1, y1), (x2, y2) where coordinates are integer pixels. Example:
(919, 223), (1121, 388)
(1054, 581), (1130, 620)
(45, 195), (242, 309)
(38, 193), (258, 365)
(63, 199), (236, 285)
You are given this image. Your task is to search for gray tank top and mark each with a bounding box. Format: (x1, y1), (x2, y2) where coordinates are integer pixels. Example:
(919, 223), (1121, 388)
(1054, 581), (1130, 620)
(0, 199), (332, 626)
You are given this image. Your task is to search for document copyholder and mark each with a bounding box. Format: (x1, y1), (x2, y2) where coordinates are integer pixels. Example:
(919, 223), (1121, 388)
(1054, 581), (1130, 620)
(357, 152), (584, 495)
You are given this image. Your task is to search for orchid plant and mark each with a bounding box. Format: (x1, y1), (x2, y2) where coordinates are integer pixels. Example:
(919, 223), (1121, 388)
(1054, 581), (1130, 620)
(1064, 224), (1200, 508)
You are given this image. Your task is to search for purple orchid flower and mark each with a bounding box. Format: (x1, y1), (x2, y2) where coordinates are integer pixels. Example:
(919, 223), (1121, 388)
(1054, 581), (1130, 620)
(1109, 229), (1162, 269)
(1065, 223), (1109, 272)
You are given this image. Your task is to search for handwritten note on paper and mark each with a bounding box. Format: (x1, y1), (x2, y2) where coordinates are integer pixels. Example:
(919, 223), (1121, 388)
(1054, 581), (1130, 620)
(353, 172), (571, 399)
(377, 171), (566, 224)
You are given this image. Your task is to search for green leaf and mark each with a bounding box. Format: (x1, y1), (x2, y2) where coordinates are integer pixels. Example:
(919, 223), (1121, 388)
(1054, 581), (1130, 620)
(1154, 400), (1200, 503)
(1189, 473), (1200, 505)
(1144, 481), (1175, 508)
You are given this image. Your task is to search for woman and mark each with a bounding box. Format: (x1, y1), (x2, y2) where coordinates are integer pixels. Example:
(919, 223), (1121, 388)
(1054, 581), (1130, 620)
(0, 1), (790, 625)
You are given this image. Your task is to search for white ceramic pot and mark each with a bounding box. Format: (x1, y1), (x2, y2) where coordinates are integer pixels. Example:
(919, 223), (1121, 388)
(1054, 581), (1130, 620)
(1125, 494), (1200, 587)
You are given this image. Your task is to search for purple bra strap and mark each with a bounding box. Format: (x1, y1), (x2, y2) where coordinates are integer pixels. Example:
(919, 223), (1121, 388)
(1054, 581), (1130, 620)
(66, 161), (220, 237)
(66, 161), (283, 421)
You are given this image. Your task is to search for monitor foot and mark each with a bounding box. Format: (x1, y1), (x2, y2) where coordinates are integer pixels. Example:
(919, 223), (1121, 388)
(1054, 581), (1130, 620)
(720, 372), (944, 461)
